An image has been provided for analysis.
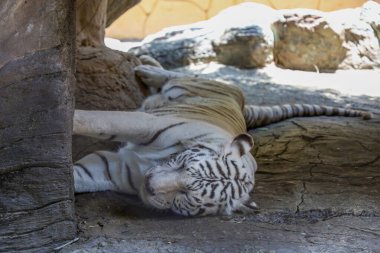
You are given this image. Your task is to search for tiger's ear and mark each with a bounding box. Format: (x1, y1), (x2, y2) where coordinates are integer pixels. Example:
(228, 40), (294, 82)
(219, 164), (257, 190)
(228, 134), (254, 157)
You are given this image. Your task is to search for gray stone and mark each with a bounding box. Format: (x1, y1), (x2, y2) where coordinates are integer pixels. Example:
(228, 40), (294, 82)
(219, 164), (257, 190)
(213, 25), (273, 68)
(131, 3), (278, 69)
(130, 24), (217, 69)
(0, 0), (76, 252)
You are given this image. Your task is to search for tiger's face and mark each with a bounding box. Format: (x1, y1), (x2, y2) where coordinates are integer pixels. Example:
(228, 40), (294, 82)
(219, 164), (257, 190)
(139, 134), (258, 216)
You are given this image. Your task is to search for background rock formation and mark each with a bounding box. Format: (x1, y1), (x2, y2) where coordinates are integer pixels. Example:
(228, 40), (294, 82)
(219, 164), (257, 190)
(130, 2), (380, 72)
(74, 0), (145, 160)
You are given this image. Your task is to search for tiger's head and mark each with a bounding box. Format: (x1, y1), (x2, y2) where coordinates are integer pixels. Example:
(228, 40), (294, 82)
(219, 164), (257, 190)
(139, 133), (258, 216)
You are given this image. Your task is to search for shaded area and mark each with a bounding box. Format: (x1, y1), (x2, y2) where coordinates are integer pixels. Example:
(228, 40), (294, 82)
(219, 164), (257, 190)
(63, 66), (380, 252)
(0, 1), (76, 252)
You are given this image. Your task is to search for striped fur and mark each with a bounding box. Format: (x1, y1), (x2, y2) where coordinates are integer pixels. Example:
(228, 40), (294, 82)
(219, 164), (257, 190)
(244, 104), (372, 128)
(73, 62), (371, 216)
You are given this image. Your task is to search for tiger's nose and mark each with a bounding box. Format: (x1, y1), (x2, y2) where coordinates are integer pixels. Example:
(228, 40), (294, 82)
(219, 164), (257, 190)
(145, 171), (182, 194)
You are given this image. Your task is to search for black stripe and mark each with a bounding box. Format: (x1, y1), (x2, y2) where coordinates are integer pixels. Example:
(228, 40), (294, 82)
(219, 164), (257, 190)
(281, 105), (288, 119)
(107, 135), (116, 141)
(141, 122), (186, 145)
(125, 162), (138, 192)
(94, 152), (113, 182)
(302, 104), (310, 116)
(196, 208), (206, 216)
(237, 181), (243, 198)
(332, 107), (339, 115)
(210, 184), (218, 199)
(206, 161), (217, 178)
(225, 160), (231, 177)
(75, 163), (93, 179)
(231, 160), (240, 179)
(291, 104), (299, 117)
(230, 182), (236, 199)
(216, 161), (227, 179)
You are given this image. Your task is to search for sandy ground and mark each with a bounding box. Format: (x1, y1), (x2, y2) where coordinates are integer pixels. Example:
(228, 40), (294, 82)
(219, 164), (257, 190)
(60, 63), (380, 253)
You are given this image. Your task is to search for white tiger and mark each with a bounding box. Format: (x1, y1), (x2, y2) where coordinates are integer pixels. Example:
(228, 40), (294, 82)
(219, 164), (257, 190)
(73, 56), (371, 216)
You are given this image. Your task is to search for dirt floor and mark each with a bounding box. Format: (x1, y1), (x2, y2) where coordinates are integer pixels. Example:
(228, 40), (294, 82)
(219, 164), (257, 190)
(60, 65), (380, 253)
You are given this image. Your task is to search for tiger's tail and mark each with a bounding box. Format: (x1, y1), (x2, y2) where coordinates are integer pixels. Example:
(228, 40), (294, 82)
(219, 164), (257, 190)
(244, 104), (372, 129)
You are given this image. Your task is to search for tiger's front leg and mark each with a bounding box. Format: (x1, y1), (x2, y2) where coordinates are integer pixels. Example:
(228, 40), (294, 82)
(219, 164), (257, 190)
(73, 110), (184, 144)
(74, 150), (142, 194)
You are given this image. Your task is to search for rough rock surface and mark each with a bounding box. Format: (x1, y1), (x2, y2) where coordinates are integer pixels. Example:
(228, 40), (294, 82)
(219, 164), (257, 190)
(76, 0), (141, 47)
(213, 25), (273, 68)
(129, 2), (380, 71)
(130, 3), (277, 69)
(61, 64), (380, 252)
(273, 8), (380, 71)
(0, 1), (76, 252)
(272, 11), (347, 71)
(73, 46), (147, 161)
(75, 47), (146, 111)
(74, 0), (146, 160)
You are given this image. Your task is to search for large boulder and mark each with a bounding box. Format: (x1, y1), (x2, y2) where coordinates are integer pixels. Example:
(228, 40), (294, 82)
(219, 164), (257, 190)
(272, 6), (380, 71)
(211, 3), (277, 68)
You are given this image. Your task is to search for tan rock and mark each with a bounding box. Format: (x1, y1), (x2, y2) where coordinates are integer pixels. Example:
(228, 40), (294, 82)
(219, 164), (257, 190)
(272, 10), (347, 71)
(75, 47), (146, 111)
(76, 0), (107, 47)
(272, 7), (380, 71)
